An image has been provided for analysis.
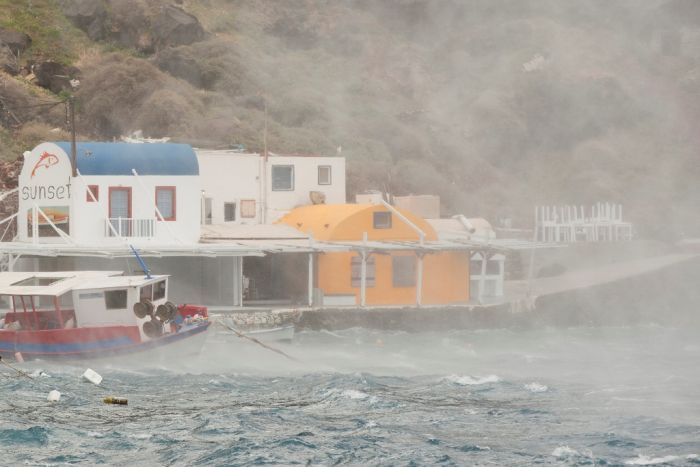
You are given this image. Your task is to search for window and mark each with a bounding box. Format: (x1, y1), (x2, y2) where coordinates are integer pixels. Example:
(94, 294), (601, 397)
(109, 187), (131, 218)
(105, 289), (127, 309)
(27, 206), (70, 237)
(240, 199), (256, 218)
(224, 202), (236, 222)
(486, 260), (501, 275)
(12, 276), (64, 287)
(272, 165), (294, 191)
(203, 197), (213, 225)
(155, 186), (176, 221)
(373, 211), (392, 229)
(153, 280), (166, 301)
(351, 255), (376, 287)
(392, 255), (416, 287)
(318, 165), (332, 185)
(86, 185), (99, 202)
(140, 284), (153, 301)
(108, 188), (132, 236)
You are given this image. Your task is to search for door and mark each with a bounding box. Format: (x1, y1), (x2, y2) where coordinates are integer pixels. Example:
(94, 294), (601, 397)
(109, 187), (132, 236)
(203, 197), (213, 225)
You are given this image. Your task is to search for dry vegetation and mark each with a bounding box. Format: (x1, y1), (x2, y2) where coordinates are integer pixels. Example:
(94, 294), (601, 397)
(1, 0), (699, 237)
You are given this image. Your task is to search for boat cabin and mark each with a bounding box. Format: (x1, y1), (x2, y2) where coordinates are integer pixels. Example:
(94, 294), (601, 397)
(0, 271), (172, 340)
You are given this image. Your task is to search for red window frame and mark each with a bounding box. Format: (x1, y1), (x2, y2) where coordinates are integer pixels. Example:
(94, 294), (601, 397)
(155, 186), (176, 221)
(86, 185), (99, 202)
(108, 187), (132, 219)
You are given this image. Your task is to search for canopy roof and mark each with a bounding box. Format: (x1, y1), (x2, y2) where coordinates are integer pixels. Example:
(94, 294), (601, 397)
(53, 142), (199, 176)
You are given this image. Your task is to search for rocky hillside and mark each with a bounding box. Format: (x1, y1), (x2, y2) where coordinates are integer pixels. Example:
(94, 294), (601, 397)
(1, 0), (699, 238)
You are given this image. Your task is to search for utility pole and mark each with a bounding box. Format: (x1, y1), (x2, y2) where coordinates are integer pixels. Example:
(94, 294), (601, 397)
(261, 95), (268, 223)
(68, 96), (77, 177)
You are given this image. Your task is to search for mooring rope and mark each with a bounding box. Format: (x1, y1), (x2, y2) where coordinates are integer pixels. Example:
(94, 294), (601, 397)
(0, 355), (35, 381)
(215, 320), (300, 363)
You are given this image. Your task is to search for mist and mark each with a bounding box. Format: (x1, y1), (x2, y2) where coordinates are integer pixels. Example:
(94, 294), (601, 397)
(40, 0), (691, 239)
(2, 1), (700, 464)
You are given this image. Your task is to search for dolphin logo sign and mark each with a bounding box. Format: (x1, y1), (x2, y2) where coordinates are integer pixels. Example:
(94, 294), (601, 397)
(30, 152), (60, 178)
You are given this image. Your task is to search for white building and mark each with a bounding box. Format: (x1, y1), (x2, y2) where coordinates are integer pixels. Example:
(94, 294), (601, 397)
(427, 216), (505, 303)
(197, 150), (346, 225)
(18, 141), (201, 245)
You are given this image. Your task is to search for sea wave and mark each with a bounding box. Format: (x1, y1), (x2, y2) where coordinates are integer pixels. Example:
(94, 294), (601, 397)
(442, 374), (501, 385)
(625, 454), (698, 465)
(524, 382), (549, 393)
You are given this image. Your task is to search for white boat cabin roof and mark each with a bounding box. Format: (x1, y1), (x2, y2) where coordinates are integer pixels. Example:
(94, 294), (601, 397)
(72, 274), (169, 292)
(0, 271), (167, 296)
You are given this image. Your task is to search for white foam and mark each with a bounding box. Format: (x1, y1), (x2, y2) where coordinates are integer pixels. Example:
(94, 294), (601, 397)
(624, 455), (680, 465)
(524, 382), (548, 393)
(552, 446), (579, 458)
(342, 389), (369, 400)
(443, 374), (500, 386)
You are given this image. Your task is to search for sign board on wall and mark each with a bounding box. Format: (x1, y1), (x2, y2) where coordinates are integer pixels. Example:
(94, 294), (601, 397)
(18, 143), (73, 239)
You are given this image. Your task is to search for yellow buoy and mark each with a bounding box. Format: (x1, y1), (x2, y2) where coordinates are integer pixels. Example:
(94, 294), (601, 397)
(103, 396), (128, 405)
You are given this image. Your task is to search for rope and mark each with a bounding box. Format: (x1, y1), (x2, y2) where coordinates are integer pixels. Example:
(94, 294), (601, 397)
(215, 320), (300, 363)
(0, 355), (38, 381)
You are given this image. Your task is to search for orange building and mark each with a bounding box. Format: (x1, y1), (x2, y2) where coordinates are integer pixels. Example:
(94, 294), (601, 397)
(279, 204), (470, 306)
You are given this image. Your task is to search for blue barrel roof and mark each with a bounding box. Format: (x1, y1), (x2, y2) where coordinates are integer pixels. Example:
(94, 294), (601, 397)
(53, 142), (199, 176)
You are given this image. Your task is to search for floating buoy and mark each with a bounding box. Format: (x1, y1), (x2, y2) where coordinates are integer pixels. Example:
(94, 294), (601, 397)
(103, 396), (128, 405)
(47, 390), (61, 402)
(14, 351), (24, 363)
(82, 368), (103, 386)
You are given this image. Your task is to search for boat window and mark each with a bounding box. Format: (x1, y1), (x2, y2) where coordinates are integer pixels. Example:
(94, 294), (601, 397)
(11, 276), (65, 287)
(105, 290), (127, 310)
(153, 280), (166, 301)
(140, 284), (153, 301)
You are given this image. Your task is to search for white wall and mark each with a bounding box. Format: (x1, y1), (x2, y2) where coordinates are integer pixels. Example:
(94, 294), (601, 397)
(17, 142), (201, 245)
(73, 174), (201, 244)
(197, 151), (261, 224)
(18, 142), (73, 243)
(266, 155), (346, 222)
(197, 150), (346, 225)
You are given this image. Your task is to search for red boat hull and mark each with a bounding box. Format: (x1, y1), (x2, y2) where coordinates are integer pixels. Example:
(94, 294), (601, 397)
(0, 322), (210, 360)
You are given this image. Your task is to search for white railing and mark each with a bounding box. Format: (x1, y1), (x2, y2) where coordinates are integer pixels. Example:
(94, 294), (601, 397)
(105, 218), (155, 238)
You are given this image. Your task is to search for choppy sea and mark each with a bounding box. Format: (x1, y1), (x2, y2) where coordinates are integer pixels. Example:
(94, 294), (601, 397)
(1, 324), (699, 466)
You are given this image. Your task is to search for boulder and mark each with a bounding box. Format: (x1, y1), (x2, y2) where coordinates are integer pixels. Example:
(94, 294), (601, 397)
(0, 47), (18, 75)
(58, 0), (108, 40)
(33, 61), (81, 94)
(0, 28), (32, 55)
(153, 46), (205, 88)
(152, 5), (205, 49)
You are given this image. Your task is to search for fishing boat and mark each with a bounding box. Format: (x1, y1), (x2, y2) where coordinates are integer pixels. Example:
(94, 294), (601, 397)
(0, 271), (210, 360)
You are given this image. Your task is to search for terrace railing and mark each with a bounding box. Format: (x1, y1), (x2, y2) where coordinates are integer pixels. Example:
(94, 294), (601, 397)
(105, 218), (155, 238)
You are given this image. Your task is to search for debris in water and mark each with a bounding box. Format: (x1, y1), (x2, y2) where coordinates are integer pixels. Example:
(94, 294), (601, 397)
(103, 396), (128, 405)
(82, 368), (102, 386)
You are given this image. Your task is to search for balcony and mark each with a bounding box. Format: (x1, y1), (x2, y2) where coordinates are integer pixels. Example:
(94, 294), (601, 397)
(105, 218), (155, 238)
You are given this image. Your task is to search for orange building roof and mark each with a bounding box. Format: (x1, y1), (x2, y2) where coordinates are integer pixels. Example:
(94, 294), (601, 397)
(278, 204), (438, 241)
